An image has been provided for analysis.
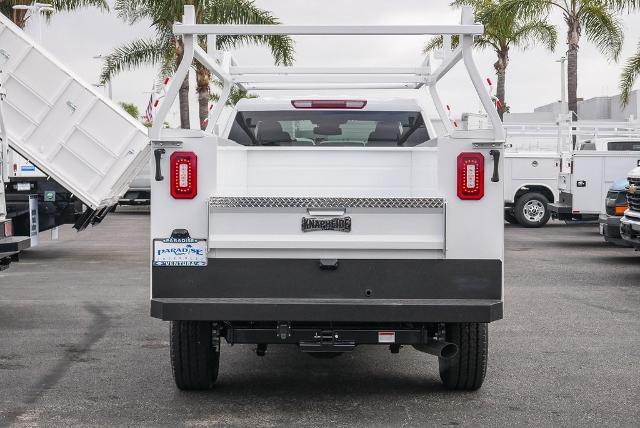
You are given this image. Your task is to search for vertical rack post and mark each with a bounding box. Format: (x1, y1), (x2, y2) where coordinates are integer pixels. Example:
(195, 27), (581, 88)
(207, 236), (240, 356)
(150, 6), (196, 139)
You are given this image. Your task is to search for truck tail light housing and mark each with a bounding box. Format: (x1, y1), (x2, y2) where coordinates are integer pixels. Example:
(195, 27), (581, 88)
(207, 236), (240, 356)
(291, 100), (367, 109)
(457, 152), (484, 200)
(170, 152), (197, 199)
(3, 220), (13, 237)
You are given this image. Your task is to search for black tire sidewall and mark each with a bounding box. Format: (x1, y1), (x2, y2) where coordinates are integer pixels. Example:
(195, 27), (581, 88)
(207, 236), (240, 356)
(514, 192), (550, 228)
(504, 210), (519, 225)
(170, 321), (220, 390)
(439, 322), (488, 390)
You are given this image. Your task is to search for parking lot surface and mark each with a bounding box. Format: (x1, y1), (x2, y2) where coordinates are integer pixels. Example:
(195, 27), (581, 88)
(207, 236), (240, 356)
(0, 211), (639, 427)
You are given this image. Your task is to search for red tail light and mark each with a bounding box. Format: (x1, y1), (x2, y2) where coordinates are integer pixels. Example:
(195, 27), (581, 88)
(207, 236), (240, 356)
(170, 152), (197, 199)
(3, 220), (13, 237)
(457, 152), (485, 200)
(291, 100), (367, 109)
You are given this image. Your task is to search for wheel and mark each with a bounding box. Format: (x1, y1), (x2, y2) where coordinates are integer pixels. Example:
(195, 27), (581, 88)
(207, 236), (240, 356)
(170, 321), (220, 390)
(514, 192), (550, 228)
(439, 323), (488, 391)
(504, 210), (519, 225)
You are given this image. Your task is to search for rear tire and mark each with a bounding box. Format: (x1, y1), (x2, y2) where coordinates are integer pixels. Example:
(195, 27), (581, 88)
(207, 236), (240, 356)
(514, 192), (550, 228)
(170, 321), (220, 390)
(504, 210), (519, 225)
(439, 323), (488, 391)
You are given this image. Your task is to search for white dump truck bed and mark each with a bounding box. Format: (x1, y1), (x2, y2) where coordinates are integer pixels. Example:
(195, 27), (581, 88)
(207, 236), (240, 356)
(0, 14), (150, 211)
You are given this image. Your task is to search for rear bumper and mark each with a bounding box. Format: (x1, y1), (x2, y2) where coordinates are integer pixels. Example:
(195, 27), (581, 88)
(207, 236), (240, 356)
(0, 236), (31, 254)
(151, 298), (503, 322)
(549, 192), (573, 216)
(548, 202), (572, 214)
(151, 258), (503, 323)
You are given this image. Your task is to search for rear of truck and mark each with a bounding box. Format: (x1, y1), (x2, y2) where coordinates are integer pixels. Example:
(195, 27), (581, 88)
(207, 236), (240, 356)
(148, 5), (504, 391)
(150, 98), (504, 390)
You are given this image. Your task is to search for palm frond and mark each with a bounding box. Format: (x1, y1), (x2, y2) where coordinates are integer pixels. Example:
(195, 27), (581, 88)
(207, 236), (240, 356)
(500, 0), (558, 18)
(607, 0), (640, 12)
(2, 0), (108, 27)
(511, 20), (557, 52)
(114, 0), (148, 24)
(204, 0), (295, 65)
(579, 3), (624, 61)
(49, 0), (109, 12)
(210, 80), (257, 106)
(620, 42), (640, 106)
(423, 35), (460, 54)
(100, 37), (171, 83)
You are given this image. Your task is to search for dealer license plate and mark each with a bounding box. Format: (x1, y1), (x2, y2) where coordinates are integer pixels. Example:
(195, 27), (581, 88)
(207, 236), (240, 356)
(153, 238), (207, 266)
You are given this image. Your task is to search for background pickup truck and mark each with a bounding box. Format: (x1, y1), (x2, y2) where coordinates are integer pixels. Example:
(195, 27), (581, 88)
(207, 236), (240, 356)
(621, 167), (640, 248)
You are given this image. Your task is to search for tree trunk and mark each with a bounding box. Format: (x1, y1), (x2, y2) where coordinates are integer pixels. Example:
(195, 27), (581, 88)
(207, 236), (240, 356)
(566, 18), (580, 121)
(175, 38), (190, 129)
(196, 64), (211, 130)
(494, 48), (509, 121)
(12, 9), (28, 28)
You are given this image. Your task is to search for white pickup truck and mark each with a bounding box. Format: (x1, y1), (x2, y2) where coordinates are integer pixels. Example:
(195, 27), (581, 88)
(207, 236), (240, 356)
(147, 6), (505, 391)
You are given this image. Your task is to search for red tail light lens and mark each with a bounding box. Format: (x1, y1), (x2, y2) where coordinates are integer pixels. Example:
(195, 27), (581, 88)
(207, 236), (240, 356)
(291, 100), (367, 109)
(3, 220), (13, 237)
(457, 152), (485, 200)
(170, 152), (197, 199)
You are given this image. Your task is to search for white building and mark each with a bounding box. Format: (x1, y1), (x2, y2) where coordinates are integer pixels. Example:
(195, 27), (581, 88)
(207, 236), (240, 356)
(533, 90), (640, 121)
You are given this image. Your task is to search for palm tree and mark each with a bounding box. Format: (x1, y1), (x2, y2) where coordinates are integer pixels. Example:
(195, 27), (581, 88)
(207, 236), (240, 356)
(620, 42), (640, 106)
(211, 82), (256, 106)
(1, 0), (108, 29)
(119, 101), (140, 119)
(100, 0), (294, 130)
(503, 0), (640, 120)
(424, 1), (556, 120)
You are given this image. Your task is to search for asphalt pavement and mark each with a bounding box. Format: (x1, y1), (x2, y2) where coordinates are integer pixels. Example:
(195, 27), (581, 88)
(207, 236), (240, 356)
(0, 211), (639, 427)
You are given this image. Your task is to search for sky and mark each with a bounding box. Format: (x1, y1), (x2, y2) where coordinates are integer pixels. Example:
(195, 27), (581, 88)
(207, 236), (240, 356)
(21, 0), (640, 126)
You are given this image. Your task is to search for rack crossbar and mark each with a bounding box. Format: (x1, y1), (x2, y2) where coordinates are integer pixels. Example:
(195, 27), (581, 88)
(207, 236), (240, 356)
(230, 66), (431, 75)
(173, 24), (484, 36)
(232, 75), (427, 84)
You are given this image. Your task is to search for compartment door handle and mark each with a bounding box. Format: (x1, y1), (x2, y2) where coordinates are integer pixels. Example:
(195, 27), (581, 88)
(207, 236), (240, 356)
(489, 150), (500, 183)
(154, 148), (165, 181)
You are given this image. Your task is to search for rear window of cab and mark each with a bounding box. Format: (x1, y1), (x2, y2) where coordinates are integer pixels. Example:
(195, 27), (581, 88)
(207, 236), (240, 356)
(228, 110), (430, 147)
